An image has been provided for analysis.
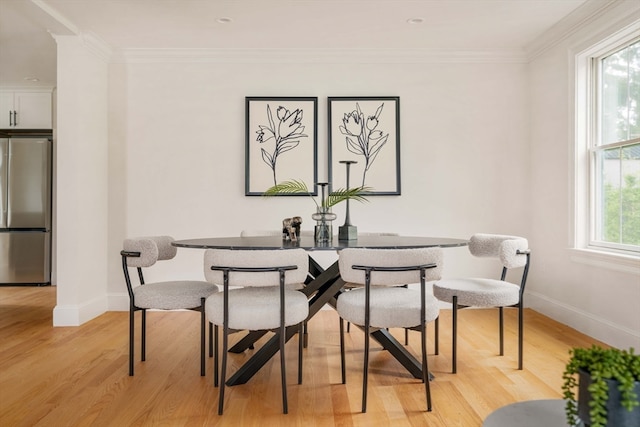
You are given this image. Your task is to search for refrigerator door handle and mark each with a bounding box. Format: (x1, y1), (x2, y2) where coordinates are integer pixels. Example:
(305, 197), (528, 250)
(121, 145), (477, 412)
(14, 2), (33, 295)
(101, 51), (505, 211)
(5, 146), (10, 223)
(0, 138), (7, 228)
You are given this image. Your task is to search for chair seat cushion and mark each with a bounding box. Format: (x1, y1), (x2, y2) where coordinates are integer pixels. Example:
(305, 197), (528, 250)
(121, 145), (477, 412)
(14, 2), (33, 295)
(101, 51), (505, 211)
(432, 278), (520, 308)
(205, 287), (309, 330)
(133, 281), (219, 309)
(337, 287), (440, 329)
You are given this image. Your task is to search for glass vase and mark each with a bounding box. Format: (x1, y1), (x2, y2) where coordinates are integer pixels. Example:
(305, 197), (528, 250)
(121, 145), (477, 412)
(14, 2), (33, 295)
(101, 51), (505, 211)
(312, 208), (337, 246)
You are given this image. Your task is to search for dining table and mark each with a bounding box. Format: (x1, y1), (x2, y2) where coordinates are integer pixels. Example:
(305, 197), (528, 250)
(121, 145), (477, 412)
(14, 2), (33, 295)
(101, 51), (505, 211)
(172, 234), (468, 386)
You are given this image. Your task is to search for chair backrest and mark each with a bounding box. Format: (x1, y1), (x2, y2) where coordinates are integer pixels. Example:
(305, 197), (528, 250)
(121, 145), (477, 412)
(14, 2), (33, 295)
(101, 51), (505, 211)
(468, 233), (529, 269)
(204, 249), (309, 287)
(122, 236), (177, 268)
(338, 248), (443, 286)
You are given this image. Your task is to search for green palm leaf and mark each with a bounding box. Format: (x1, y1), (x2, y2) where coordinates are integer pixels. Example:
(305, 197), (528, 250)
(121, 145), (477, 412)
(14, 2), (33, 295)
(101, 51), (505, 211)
(263, 179), (371, 210)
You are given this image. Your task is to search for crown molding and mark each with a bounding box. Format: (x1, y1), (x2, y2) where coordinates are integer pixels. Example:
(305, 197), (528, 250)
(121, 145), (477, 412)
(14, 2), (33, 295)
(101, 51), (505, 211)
(32, 0), (81, 35)
(525, 0), (639, 61)
(52, 32), (112, 63)
(113, 47), (528, 64)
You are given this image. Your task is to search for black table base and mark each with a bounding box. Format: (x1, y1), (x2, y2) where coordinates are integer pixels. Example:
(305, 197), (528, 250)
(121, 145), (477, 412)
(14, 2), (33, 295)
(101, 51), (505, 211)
(225, 258), (426, 386)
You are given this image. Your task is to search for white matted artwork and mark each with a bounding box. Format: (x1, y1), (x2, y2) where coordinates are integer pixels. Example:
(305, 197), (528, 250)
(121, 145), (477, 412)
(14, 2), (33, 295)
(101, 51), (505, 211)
(245, 96), (318, 196)
(328, 96), (400, 195)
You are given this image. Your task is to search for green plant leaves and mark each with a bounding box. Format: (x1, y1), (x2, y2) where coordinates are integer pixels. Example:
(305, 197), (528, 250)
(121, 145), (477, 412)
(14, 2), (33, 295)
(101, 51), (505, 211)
(263, 179), (371, 210)
(562, 345), (639, 427)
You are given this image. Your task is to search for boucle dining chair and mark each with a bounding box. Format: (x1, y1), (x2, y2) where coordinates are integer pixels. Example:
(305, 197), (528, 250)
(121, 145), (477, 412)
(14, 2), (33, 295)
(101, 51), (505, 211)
(336, 247), (443, 413)
(341, 233), (411, 341)
(432, 233), (531, 373)
(120, 236), (219, 376)
(204, 248), (309, 415)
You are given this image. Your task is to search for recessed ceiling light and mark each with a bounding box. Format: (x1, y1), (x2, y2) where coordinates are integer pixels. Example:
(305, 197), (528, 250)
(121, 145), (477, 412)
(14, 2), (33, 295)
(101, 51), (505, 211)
(217, 17), (233, 24)
(407, 17), (424, 24)
(23, 76), (40, 82)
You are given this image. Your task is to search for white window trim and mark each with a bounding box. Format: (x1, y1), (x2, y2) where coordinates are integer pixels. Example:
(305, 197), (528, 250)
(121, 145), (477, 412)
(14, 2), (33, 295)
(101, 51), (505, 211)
(571, 21), (640, 271)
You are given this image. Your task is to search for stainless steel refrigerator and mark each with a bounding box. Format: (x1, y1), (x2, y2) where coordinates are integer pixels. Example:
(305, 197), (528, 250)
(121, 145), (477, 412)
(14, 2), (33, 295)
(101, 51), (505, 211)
(0, 136), (52, 285)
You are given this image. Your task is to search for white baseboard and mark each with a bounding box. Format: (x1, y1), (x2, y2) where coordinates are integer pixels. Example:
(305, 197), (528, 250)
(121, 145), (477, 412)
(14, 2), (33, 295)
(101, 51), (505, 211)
(525, 291), (640, 350)
(53, 295), (108, 326)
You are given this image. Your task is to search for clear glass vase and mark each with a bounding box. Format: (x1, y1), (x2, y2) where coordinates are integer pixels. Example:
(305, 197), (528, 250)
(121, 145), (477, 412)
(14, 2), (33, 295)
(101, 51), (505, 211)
(312, 208), (337, 245)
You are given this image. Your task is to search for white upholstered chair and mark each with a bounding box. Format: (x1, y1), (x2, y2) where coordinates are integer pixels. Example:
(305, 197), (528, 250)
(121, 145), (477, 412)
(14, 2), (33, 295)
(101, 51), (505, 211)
(341, 233), (417, 344)
(337, 247), (443, 413)
(120, 236), (219, 376)
(432, 233), (531, 373)
(204, 249), (309, 415)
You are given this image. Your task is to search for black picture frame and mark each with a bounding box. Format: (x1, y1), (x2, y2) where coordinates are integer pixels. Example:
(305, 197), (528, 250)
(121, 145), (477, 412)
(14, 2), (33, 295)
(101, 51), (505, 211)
(245, 96), (318, 196)
(328, 96), (401, 195)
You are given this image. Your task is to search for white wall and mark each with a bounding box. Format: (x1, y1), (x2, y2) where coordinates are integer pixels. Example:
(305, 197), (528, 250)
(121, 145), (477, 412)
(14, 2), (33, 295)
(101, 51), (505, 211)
(53, 35), (110, 325)
(527, 3), (640, 349)
(51, 3), (639, 351)
(104, 55), (530, 310)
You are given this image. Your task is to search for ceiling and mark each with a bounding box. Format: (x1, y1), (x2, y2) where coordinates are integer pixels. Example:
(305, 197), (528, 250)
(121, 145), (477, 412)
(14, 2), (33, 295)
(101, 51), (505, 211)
(0, 0), (593, 88)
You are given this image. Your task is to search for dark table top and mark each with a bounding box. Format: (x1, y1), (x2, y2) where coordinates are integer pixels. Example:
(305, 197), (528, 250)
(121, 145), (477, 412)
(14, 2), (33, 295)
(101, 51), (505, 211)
(172, 235), (469, 251)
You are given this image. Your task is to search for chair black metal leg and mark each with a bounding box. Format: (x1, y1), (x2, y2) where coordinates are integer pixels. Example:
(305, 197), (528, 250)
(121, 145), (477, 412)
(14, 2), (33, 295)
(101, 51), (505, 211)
(435, 316), (439, 355)
(280, 321), (288, 414)
(209, 322), (213, 358)
(362, 324), (370, 413)
(518, 303), (524, 370)
(213, 324), (219, 387)
(303, 320), (308, 348)
(499, 306), (504, 356)
(452, 295), (457, 374)
(200, 298), (206, 376)
(339, 318), (346, 384)
(141, 309), (146, 362)
(403, 284), (410, 346)
(362, 276), (371, 414)
(218, 323), (228, 415)
(129, 308), (135, 376)
(421, 321), (432, 411)
(347, 321), (351, 333)
(298, 322), (303, 385)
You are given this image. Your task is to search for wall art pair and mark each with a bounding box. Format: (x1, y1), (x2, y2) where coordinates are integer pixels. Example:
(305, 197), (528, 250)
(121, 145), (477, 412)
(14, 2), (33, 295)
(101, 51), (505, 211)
(245, 96), (400, 196)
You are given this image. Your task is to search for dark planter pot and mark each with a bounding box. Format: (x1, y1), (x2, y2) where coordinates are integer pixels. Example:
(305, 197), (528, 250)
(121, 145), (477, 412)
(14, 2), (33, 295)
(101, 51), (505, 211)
(578, 369), (640, 427)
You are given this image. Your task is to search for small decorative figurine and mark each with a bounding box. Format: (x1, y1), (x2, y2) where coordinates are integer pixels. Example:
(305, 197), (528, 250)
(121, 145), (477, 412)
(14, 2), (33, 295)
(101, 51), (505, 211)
(282, 216), (302, 241)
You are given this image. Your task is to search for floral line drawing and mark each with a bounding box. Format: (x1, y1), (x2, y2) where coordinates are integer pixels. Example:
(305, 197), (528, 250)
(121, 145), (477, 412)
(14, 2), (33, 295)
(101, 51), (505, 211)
(256, 105), (308, 186)
(338, 102), (389, 187)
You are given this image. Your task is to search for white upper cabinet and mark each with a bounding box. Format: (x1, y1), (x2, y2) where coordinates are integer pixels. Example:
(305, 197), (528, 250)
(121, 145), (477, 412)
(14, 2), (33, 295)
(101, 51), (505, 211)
(0, 90), (52, 129)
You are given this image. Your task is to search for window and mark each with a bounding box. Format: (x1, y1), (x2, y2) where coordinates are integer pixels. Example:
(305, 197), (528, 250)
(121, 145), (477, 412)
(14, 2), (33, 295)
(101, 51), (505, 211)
(575, 29), (640, 259)
(591, 39), (640, 253)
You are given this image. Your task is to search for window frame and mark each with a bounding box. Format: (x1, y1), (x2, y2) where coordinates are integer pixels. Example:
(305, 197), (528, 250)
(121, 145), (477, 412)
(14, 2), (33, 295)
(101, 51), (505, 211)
(573, 26), (640, 263)
(590, 38), (640, 253)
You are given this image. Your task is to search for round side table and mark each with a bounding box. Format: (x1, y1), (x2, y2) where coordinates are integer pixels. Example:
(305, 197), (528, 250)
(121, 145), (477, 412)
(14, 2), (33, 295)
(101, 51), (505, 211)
(483, 399), (581, 427)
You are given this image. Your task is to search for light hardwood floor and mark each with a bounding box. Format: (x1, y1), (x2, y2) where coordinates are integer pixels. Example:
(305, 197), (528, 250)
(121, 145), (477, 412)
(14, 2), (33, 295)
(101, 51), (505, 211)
(0, 286), (603, 426)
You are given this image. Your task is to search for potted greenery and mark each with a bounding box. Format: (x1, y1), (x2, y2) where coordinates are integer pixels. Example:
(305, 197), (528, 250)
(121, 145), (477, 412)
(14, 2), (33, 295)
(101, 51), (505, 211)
(263, 179), (369, 210)
(562, 345), (640, 427)
(263, 179), (370, 244)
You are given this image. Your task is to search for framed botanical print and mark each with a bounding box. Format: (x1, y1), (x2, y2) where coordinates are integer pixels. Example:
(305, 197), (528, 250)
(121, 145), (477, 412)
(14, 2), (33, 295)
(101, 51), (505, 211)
(328, 96), (400, 195)
(245, 97), (318, 196)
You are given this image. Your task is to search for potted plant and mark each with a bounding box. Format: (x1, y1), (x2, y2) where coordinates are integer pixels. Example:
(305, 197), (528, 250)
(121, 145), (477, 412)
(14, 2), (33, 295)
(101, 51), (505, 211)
(264, 180), (370, 244)
(263, 179), (370, 210)
(562, 345), (640, 427)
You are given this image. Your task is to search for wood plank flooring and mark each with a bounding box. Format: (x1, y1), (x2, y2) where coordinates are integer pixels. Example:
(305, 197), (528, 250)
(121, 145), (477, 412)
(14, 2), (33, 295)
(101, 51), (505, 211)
(0, 286), (604, 426)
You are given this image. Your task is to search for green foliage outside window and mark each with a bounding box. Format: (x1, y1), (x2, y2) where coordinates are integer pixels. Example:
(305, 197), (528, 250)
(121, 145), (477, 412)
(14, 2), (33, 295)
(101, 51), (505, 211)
(603, 173), (640, 245)
(596, 39), (640, 250)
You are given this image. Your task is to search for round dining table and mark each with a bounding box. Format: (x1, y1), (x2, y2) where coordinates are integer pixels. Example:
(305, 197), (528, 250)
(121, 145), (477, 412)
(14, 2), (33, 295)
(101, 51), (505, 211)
(173, 234), (468, 386)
